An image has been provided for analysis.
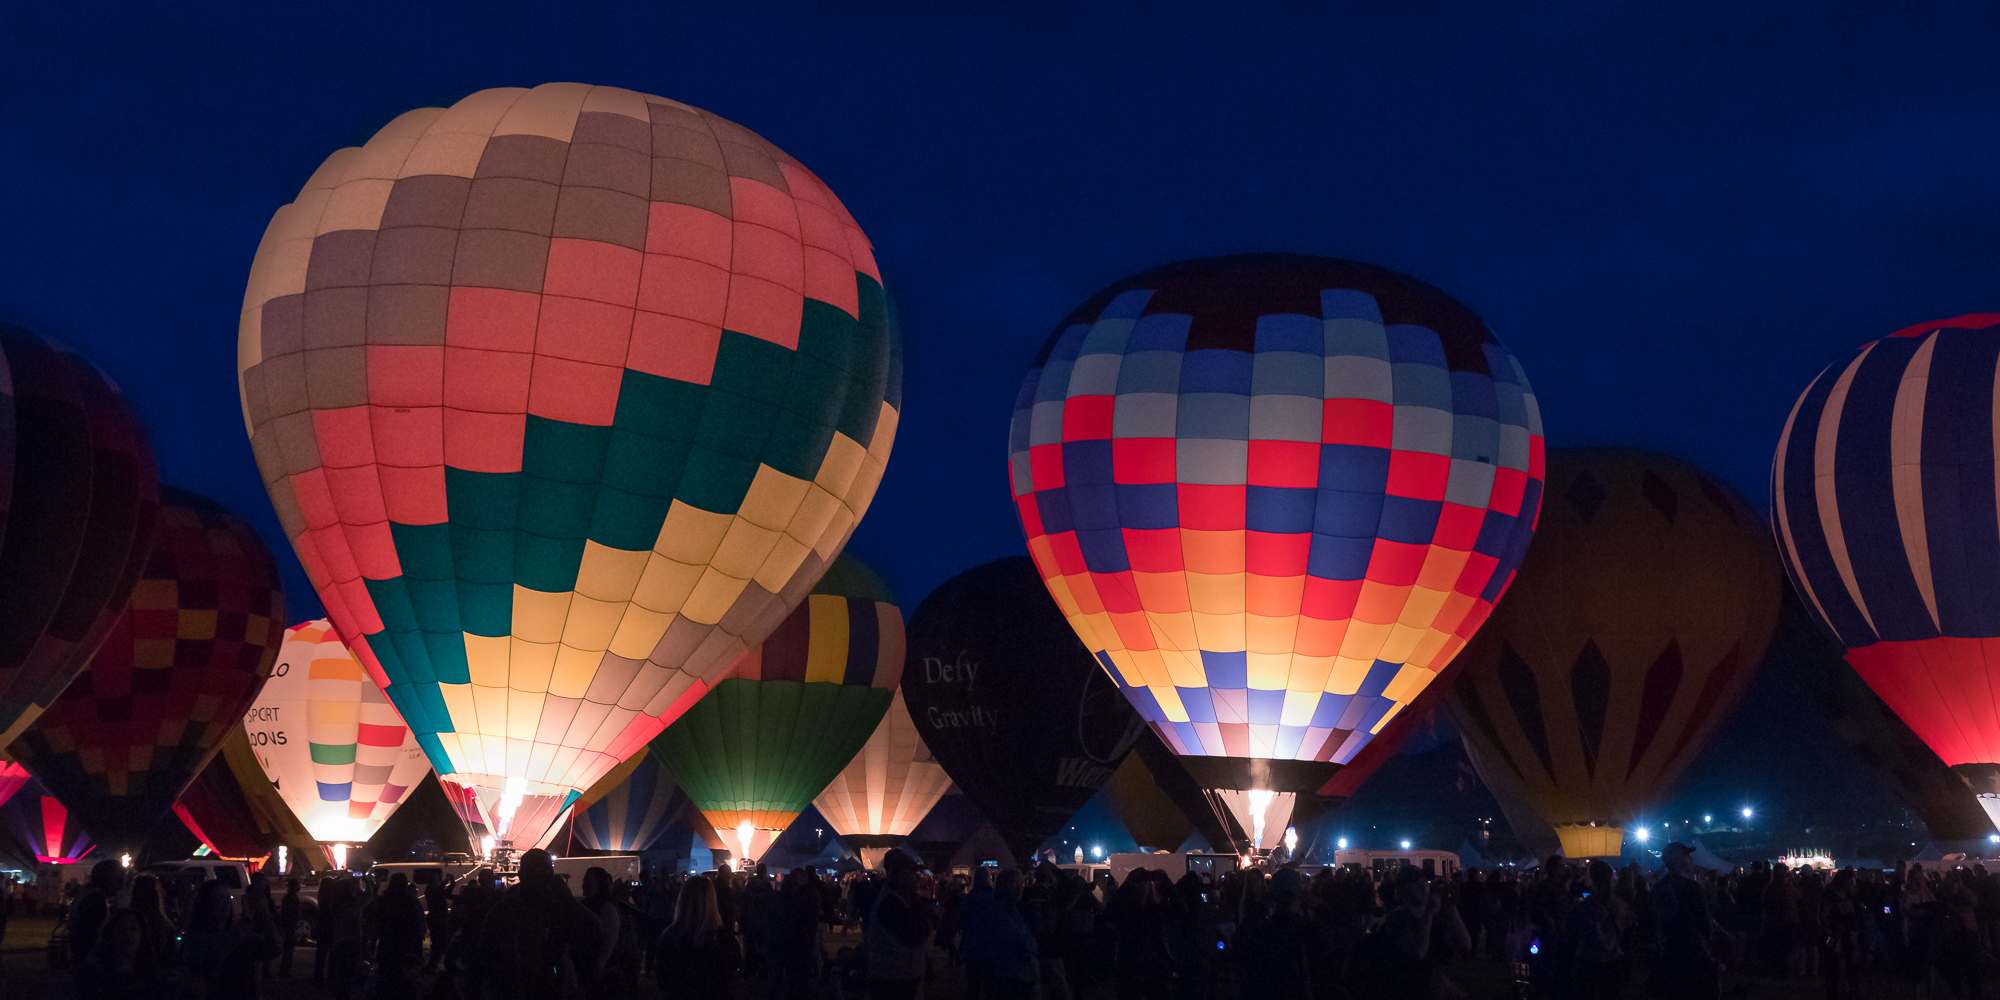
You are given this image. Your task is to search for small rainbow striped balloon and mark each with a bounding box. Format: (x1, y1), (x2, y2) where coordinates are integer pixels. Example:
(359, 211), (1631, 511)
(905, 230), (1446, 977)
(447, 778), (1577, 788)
(243, 621), (432, 844)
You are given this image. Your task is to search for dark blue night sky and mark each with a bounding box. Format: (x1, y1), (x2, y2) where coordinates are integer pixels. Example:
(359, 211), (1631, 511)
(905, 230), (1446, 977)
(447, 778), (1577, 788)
(6, 0), (1998, 838)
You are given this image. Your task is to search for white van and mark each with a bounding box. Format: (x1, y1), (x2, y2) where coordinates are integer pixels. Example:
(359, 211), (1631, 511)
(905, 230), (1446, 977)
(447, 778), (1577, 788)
(1331, 848), (1460, 881)
(140, 858), (254, 896)
(1106, 852), (1238, 885)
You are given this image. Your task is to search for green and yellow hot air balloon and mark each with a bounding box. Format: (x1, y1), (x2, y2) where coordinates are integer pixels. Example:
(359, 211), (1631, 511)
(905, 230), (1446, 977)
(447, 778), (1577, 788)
(652, 553), (901, 863)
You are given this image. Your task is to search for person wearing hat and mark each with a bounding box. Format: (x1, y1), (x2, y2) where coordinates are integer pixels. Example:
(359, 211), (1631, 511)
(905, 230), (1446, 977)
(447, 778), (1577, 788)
(866, 850), (933, 999)
(1652, 842), (1720, 999)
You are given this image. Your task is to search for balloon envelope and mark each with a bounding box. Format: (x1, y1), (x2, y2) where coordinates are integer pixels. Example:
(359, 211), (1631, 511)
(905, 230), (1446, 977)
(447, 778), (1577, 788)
(244, 621), (431, 845)
(813, 687), (953, 853)
(2, 779), (93, 865)
(0, 326), (158, 757)
(9, 487), (286, 852)
(567, 746), (696, 853)
(1101, 750), (1194, 853)
(1446, 449), (1780, 857)
(1008, 255), (1544, 847)
(902, 557), (1146, 860)
(235, 83), (902, 851)
(1772, 314), (2000, 824)
(1765, 586), (1994, 840)
(652, 554), (901, 861)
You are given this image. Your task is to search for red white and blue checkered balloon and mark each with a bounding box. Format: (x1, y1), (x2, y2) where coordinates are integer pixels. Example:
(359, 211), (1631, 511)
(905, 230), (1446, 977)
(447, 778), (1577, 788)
(1010, 255), (1544, 772)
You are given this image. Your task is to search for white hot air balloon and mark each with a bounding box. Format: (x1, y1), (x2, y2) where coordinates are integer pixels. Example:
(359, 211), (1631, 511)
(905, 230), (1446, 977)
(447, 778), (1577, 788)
(245, 621), (432, 849)
(812, 688), (952, 869)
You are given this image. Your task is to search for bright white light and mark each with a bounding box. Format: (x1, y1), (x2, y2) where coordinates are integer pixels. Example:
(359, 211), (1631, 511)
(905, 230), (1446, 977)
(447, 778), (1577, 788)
(332, 844), (348, 870)
(1091, 846), (1102, 858)
(1741, 807), (1753, 820)
(278, 846), (287, 873)
(735, 820), (756, 864)
(1401, 840), (1412, 850)
(1989, 834), (1998, 844)
(120, 853), (131, 869)
(1704, 815), (1712, 824)
(481, 835), (495, 859)
(1247, 789), (1275, 847)
(1337, 837), (1349, 850)
(1636, 828), (1650, 842)
(1284, 827), (1298, 854)
(497, 776), (528, 839)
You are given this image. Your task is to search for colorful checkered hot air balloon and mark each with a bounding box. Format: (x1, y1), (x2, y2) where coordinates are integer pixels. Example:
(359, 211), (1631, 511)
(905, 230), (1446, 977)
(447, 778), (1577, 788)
(240, 621), (432, 850)
(1773, 314), (2000, 831)
(234, 84), (902, 855)
(652, 553), (901, 863)
(10, 488), (285, 854)
(1010, 255), (1544, 851)
(1447, 449), (1781, 858)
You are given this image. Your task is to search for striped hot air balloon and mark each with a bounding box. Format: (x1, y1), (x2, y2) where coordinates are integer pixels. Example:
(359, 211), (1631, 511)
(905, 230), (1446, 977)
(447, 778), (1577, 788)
(652, 554), (900, 863)
(2, 779), (92, 865)
(242, 621), (432, 849)
(563, 746), (695, 853)
(812, 688), (952, 869)
(1010, 255), (1543, 850)
(1772, 313), (2000, 828)
(235, 83), (902, 855)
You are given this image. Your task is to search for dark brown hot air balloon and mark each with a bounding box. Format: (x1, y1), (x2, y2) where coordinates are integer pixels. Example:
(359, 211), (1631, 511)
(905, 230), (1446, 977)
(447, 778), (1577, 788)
(1446, 449), (1782, 858)
(175, 728), (321, 867)
(11, 487), (285, 854)
(0, 326), (158, 754)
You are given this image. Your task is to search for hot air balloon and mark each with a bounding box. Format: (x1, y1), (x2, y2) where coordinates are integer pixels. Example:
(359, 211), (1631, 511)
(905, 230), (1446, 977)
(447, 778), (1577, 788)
(1459, 729), (1562, 859)
(3, 779), (93, 866)
(176, 730), (307, 866)
(1446, 449), (1781, 858)
(1100, 751), (1195, 853)
(0, 326), (158, 755)
(241, 620), (432, 856)
(1771, 314), (2000, 829)
(1010, 255), (1544, 852)
(0, 763), (31, 812)
(652, 553), (900, 863)
(903, 557), (1147, 861)
(235, 83), (902, 856)
(9, 487), (286, 854)
(904, 789), (985, 872)
(1766, 588), (1993, 839)
(561, 746), (696, 853)
(813, 688), (953, 869)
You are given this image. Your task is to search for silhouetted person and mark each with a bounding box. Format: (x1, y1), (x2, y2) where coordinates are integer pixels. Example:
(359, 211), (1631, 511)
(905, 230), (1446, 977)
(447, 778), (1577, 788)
(653, 875), (738, 1000)
(181, 879), (282, 999)
(477, 848), (600, 1000)
(1653, 842), (1720, 1000)
(866, 851), (933, 1000)
(277, 878), (301, 978)
(67, 860), (124, 970)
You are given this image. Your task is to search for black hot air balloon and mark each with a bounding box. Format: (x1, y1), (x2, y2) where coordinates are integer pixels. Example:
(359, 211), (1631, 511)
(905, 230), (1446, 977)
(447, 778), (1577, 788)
(903, 558), (1145, 860)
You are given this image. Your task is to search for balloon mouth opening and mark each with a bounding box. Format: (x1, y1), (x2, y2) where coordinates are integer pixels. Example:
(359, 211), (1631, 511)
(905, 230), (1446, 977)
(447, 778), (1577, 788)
(439, 774), (580, 855)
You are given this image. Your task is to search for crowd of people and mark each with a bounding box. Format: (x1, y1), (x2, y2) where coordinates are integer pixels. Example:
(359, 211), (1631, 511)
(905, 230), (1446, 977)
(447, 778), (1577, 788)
(38, 838), (2000, 999)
